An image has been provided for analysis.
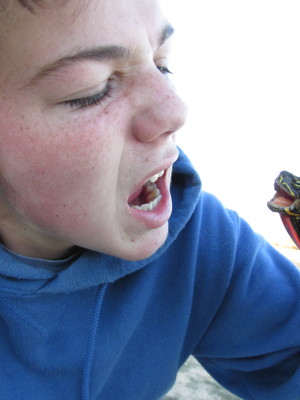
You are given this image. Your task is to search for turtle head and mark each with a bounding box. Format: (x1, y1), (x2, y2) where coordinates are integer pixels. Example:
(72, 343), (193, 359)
(267, 170), (300, 216)
(267, 170), (300, 249)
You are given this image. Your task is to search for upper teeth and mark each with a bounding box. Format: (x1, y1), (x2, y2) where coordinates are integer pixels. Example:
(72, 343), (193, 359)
(148, 170), (164, 183)
(130, 170), (164, 211)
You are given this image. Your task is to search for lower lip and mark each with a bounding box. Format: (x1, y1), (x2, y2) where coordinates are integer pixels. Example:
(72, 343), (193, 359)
(127, 169), (172, 229)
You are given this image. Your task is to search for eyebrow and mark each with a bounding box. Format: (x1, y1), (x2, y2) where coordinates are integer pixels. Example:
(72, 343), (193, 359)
(27, 23), (175, 86)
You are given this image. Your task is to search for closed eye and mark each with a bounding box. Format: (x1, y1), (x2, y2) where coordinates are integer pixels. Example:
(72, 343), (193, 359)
(62, 65), (171, 110)
(63, 82), (113, 109)
(157, 65), (173, 76)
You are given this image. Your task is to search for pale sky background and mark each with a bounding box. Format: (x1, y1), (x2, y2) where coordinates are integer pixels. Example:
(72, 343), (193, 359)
(162, 0), (300, 245)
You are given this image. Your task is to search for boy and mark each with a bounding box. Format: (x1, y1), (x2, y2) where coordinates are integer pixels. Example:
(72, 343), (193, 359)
(0, 0), (299, 399)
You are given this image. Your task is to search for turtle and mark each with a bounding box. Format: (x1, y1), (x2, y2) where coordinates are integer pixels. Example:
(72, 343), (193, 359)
(267, 170), (300, 249)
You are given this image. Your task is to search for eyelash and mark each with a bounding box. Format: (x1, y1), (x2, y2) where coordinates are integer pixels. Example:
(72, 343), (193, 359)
(64, 65), (173, 110)
(64, 84), (113, 109)
(157, 65), (173, 76)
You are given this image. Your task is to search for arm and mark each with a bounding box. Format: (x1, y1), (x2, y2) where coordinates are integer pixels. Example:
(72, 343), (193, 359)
(190, 193), (300, 400)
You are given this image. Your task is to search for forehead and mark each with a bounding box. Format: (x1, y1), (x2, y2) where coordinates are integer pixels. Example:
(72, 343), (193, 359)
(0, 0), (167, 88)
(0, 0), (84, 14)
(1, 1), (165, 66)
(0, 0), (164, 39)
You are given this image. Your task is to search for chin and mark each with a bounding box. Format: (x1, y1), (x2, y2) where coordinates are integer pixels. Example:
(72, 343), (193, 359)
(119, 224), (169, 261)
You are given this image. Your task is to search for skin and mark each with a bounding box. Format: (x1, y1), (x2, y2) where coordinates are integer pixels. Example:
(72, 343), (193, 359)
(0, 0), (187, 261)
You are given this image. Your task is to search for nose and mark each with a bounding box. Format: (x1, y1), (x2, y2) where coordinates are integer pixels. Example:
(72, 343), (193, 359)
(131, 71), (188, 143)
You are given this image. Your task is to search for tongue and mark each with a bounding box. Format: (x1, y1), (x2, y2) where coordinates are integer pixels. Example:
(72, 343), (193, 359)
(129, 186), (147, 206)
(273, 196), (294, 207)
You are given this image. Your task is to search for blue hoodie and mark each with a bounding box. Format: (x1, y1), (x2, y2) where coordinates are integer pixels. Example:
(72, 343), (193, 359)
(0, 149), (299, 400)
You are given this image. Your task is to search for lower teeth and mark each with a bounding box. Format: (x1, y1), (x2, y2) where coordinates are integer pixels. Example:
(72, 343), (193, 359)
(131, 182), (162, 211)
(132, 194), (162, 211)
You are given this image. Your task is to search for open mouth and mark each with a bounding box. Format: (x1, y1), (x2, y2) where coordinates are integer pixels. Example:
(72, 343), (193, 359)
(267, 184), (300, 216)
(128, 170), (164, 211)
(269, 188), (294, 208)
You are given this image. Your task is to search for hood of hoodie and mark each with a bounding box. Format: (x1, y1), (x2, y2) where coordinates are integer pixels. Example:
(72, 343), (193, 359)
(0, 148), (201, 294)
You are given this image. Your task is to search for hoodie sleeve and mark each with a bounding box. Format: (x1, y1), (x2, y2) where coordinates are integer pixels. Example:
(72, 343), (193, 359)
(190, 192), (300, 400)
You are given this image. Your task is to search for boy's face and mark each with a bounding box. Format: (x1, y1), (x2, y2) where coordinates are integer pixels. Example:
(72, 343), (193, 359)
(0, 0), (187, 260)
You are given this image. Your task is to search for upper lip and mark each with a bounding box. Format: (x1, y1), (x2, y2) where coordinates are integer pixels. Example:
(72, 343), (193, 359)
(127, 149), (179, 203)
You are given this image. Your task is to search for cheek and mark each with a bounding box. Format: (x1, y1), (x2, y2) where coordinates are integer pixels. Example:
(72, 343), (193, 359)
(0, 112), (124, 231)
